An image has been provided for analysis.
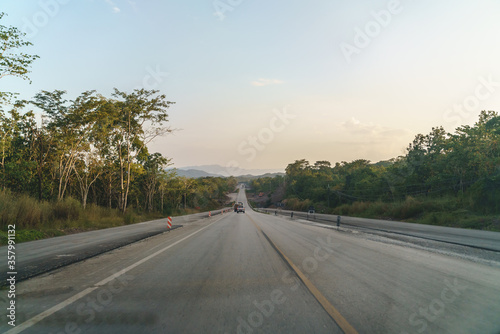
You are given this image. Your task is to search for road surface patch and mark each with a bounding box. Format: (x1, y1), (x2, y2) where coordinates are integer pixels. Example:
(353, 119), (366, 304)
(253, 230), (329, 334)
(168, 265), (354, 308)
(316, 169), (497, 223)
(247, 215), (358, 334)
(5, 217), (224, 334)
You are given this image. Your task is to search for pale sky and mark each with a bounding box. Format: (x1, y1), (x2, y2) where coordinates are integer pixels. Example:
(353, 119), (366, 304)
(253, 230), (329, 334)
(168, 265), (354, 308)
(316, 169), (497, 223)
(2, 0), (500, 172)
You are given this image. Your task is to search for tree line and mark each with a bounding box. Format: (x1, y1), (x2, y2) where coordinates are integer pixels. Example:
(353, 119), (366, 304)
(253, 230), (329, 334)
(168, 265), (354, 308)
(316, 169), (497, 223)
(0, 12), (236, 217)
(267, 111), (500, 215)
(0, 89), (236, 214)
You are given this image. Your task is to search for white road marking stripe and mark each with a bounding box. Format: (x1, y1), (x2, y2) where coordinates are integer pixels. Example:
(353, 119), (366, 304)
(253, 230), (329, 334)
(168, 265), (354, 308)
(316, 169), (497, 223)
(6, 218), (222, 334)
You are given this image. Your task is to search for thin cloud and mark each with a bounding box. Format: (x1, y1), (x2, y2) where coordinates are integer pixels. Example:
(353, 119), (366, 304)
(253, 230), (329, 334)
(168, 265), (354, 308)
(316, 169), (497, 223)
(251, 78), (284, 87)
(128, 1), (137, 11)
(105, 0), (121, 13)
(336, 117), (413, 159)
(341, 117), (410, 139)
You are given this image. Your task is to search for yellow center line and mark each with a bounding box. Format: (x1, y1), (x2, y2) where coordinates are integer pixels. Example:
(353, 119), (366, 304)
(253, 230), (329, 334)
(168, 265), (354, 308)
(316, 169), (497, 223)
(247, 214), (358, 334)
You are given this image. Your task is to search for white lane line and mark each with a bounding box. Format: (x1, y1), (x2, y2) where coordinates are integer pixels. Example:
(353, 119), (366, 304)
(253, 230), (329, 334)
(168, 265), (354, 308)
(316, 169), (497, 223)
(6, 218), (222, 334)
(6, 287), (98, 334)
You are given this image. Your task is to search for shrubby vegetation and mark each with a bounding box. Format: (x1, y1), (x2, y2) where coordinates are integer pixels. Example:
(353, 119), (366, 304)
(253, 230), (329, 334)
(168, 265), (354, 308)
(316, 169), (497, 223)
(0, 13), (237, 242)
(0, 89), (237, 213)
(0, 91), (238, 240)
(0, 174), (237, 244)
(254, 111), (500, 230)
(0, 91), (238, 239)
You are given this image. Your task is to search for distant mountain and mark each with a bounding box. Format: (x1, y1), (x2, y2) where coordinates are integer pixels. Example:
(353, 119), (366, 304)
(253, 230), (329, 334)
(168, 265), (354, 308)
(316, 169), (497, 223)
(173, 169), (224, 178)
(177, 164), (284, 177)
(236, 172), (285, 182)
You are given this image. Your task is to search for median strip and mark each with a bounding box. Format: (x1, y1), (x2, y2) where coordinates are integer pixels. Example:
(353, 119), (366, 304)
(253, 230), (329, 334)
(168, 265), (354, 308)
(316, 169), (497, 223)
(247, 215), (358, 334)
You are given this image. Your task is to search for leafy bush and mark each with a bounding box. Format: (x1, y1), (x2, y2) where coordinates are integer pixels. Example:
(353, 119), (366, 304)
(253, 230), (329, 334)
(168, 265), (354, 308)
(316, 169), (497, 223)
(124, 212), (137, 225)
(53, 197), (81, 221)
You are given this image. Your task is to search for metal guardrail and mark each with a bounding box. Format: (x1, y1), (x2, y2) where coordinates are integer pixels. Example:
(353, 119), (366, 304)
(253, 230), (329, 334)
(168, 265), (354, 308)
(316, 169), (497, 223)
(255, 208), (333, 223)
(253, 208), (500, 253)
(171, 207), (233, 223)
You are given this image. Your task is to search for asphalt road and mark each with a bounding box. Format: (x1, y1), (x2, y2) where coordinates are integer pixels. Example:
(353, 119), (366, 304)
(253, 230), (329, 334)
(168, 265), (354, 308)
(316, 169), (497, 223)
(0, 209), (229, 284)
(2, 188), (500, 333)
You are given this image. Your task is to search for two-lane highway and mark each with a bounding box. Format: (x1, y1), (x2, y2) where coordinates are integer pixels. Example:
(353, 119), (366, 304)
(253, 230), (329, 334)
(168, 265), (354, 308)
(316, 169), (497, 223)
(2, 192), (341, 333)
(2, 188), (500, 333)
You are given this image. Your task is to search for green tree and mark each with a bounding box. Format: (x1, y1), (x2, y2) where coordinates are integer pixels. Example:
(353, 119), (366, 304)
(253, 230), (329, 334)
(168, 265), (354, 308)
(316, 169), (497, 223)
(32, 90), (104, 201)
(181, 177), (196, 209)
(0, 12), (39, 99)
(109, 89), (174, 212)
(73, 149), (104, 209)
(157, 169), (177, 213)
(140, 152), (171, 212)
(0, 101), (37, 192)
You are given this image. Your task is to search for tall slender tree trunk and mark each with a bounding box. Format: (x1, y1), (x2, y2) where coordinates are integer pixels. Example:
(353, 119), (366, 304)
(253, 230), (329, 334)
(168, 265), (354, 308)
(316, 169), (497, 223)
(121, 113), (132, 213)
(82, 189), (88, 209)
(38, 133), (43, 201)
(160, 190), (164, 213)
(123, 152), (131, 213)
(118, 145), (125, 211)
(108, 172), (113, 209)
(1, 155), (5, 192)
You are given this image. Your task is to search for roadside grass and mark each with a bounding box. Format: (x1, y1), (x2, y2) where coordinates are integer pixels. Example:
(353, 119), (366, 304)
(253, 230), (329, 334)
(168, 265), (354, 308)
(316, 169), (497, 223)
(0, 191), (225, 245)
(282, 194), (500, 232)
(334, 196), (500, 232)
(408, 211), (500, 231)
